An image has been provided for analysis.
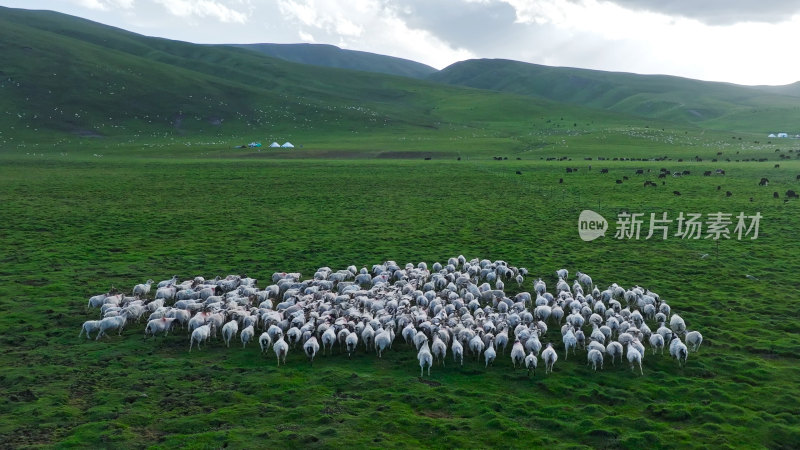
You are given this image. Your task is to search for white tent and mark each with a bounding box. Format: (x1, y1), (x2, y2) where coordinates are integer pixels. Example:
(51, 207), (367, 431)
(777, 132), (789, 138)
(269, 142), (280, 148)
(281, 142), (294, 148)
(768, 133), (776, 138)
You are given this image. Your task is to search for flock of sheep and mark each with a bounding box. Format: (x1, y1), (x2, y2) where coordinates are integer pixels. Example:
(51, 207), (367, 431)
(81, 257), (702, 376)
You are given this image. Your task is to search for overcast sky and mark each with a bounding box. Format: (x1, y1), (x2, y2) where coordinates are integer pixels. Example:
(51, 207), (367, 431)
(2, 0), (799, 85)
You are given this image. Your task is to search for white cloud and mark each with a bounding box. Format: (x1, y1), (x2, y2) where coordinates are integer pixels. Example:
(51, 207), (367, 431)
(276, 0), (473, 68)
(154, 0), (250, 23)
(76, 0), (135, 10)
(298, 30), (315, 43)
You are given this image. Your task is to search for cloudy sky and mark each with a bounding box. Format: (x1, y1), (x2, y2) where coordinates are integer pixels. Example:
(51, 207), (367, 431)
(2, 0), (799, 85)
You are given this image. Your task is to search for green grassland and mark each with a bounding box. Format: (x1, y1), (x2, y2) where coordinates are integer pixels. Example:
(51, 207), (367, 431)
(3, 6), (800, 449)
(2, 132), (800, 448)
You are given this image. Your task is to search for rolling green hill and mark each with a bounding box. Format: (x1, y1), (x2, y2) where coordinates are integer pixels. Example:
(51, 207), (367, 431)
(0, 6), (646, 147)
(231, 43), (437, 79)
(429, 59), (800, 133)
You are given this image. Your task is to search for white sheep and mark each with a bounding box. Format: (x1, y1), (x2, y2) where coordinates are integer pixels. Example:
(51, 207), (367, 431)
(157, 275), (178, 288)
(432, 335), (447, 366)
(321, 327), (337, 356)
(575, 271), (593, 290)
(451, 338), (464, 366)
(669, 336), (688, 366)
(484, 338), (497, 368)
(685, 331), (703, 352)
(669, 314), (686, 336)
(374, 328), (392, 358)
(510, 340), (526, 369)
(222, 320), (239, 348)
(133, 280), (153, 297)
(525, 351), (538, 376)
(189, 324), (212, 352)
(95, 315), (127, 340)
(556, 268), (568, 280)
(79, 320), (102, 339)
(626, 343), (643, 375)
(273, 336), (289, 366)
(240, 325), (255, 348)
(87, 293), (107, 309)
(469, 333), (485, 360)
(417, 340), (433, 376)
(649, 333), (665, 355)
(361, 323), (375, 352)
(145, 317), (176, 338)
(259, 332), (272, 353)
(542, 343), (558, 374)
(587, 349), (603, 371)
(345, 331), (359, 359)
(304, 336), (320, 364)
(495, 328), (509, 355)
(563, 328), (577, 360)
(587, 340), (605, 354)
(606, 341), (623, 365)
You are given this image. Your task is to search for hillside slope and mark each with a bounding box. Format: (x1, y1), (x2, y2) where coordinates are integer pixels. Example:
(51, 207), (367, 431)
(231, 43), (437, 79)
(429, 59), (800, 133)
(0, 7), (642, 145)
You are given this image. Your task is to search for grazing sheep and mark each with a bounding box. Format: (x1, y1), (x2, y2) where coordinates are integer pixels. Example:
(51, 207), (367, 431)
(451, 338), (464, 366)
(510, 340), (526, 369)
(587, 349), (603, 371)
(542, 343), (558, 374)
(304, 336), (320, 364)
(669, 314), (686, 336)
(374, 328), (392, 358)
(685, 331), (703, 352)
(345, 331), (359, 359)
(222, 320), (239, 348)
(626, 343), (643, 375)
(606, 341), (623, 365)
(79, 320), (102, 339)
(273, 336), (289, 366)
(361, 324), (375, 352)
(189, 324), (212, 352)
(87, 293), (108, 309)
(575, 271), (593, 290)
(469, 333), (485, 360)
(432, 335), (447, 366)
(133, 279), (154, 298)
(669, 336), (688, 367)
(322, 327), (337, 356)
(96, 315), (127, 340)
(649, 333), (665, 355)
(418, 339), (434, 376)
(240, 325), (255, 348)
(563, 328), (578, 360)
(484, 338), (497, 368)
(85, 261), (702, 379)
(259, 332), (272, 353)
(145, 317), (176, 338)
(525, 351), (538, 376)
(495, 328), (509, 355)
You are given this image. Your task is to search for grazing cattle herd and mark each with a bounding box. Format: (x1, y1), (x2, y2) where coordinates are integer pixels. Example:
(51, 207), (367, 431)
(82, 257), (703, 377)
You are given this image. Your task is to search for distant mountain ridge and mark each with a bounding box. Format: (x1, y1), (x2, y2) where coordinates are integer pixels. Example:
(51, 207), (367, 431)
(427, 59), (800, 131)
(231, 43), (437, 79)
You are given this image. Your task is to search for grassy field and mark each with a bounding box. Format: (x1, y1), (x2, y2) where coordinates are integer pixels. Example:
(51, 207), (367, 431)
(3, 8), (800, 448)
(2, 130), (800, 448)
